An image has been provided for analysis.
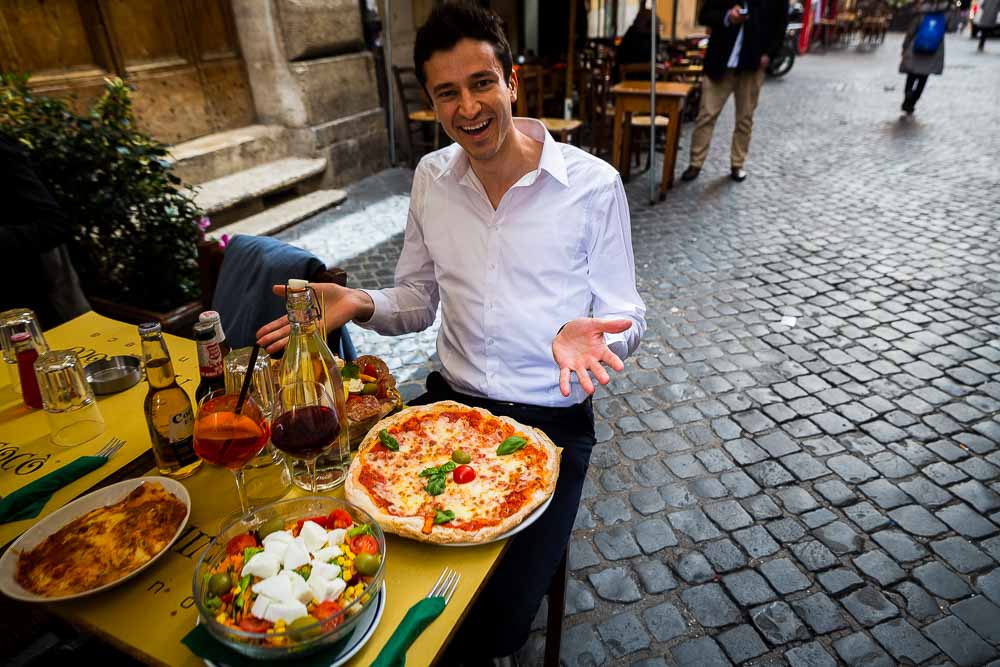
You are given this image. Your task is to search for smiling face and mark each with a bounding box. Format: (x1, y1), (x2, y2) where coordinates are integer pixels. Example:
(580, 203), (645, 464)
(423, 38), (517, 164)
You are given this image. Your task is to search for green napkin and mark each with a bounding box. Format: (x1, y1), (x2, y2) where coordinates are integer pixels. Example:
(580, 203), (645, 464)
(181, 623), (353, 667)
(370, 597), (447, 667)
(0, 455), (108, 523)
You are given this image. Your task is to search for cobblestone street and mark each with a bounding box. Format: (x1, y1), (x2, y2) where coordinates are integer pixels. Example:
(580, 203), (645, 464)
(280, 32), (1000, 666)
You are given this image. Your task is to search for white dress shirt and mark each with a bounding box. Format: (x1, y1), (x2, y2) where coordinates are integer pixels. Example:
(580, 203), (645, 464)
(357, 118), (646, 407)
(726, 7), (746, 68)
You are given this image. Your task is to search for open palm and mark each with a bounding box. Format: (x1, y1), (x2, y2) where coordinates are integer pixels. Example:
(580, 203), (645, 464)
(552, 318), (633, 396)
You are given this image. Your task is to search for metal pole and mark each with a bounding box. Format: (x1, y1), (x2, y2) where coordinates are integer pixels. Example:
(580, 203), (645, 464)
(385, 0), (396, 166)
(565, 0), (578, 119)
(649, 0), (657, 204)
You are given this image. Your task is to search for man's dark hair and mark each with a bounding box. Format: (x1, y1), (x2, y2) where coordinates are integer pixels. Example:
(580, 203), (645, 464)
(413, 2), (513, 93)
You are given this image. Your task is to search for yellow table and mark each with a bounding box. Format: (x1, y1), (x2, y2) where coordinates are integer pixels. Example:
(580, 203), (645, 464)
(2, 312), (507, 666)
(0, 311), (200, 548)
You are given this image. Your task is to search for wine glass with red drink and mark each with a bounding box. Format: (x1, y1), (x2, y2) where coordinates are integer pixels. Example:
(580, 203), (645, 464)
(194, 389), (271, 515)
(270, 381), (343, 493)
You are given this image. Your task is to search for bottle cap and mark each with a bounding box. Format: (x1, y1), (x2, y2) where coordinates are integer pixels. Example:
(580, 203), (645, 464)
(138, 322), (162, 335)
(199, 310), (221, 324)
(11, 332), (31, 343)
(287, 279), (309, 290)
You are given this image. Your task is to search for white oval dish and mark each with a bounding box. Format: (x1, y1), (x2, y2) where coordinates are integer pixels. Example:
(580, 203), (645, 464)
(0, 476), (191, 603)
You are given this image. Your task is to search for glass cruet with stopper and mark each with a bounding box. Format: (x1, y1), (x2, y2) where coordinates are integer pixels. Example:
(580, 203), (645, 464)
(275, 279), (349, 490)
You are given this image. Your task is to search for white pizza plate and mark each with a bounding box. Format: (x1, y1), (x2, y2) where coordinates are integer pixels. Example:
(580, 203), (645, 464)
(439, 492), (554, 547)
(0, 476), (191, 603)
(202, 584), (386, 667)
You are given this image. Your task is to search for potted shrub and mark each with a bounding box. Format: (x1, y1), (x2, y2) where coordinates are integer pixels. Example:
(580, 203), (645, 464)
(0, 73), (207, 333)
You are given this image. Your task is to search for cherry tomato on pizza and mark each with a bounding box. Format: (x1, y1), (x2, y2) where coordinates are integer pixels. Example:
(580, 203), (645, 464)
(453, 464), (476, 484)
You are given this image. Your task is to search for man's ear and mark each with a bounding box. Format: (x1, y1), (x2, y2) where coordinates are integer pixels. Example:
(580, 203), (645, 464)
(508, 69), (519, 104)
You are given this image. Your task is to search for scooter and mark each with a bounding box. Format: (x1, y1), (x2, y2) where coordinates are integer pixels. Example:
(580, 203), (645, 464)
(767, 22), (803, 76)
(768, 1), (804, 77)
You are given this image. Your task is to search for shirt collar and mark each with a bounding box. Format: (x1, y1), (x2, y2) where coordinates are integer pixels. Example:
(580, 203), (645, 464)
(438, 118), (570, 188)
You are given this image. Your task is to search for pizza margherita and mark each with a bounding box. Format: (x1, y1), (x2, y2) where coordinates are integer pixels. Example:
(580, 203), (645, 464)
(344, 401), (561, 544)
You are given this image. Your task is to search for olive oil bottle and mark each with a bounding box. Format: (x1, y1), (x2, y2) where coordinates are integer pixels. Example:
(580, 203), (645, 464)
(138, 322), (202, 479)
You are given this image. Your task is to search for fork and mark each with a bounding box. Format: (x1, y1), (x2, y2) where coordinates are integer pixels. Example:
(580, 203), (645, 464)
(95, 437), (125, 459)
(370, 567), (461, 667)
(427, 566), (461, 604)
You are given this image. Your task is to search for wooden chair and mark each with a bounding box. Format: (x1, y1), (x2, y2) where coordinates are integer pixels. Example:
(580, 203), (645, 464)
(516, 66), (583, 144)
(392, 66), (440, 167)
(584, 63), (614, 156)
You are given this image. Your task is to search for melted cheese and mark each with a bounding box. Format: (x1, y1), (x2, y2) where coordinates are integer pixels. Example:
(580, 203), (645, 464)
(15, 483), (186, 597)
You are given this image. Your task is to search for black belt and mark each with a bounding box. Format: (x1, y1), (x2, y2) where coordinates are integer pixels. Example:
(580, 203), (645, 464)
(425, 371), (592, 417)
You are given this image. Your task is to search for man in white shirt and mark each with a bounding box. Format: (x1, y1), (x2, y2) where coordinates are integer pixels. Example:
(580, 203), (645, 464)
(258, 2), (644, 661)
(681, 0), (788, 182)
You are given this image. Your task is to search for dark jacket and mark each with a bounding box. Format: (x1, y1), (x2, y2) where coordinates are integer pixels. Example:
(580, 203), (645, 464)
(900, 0), (950, 75)
(0, 136), (73, 326)
(700, 0), (789, 80)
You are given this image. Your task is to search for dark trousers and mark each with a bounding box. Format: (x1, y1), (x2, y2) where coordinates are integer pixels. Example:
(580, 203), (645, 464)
(904, 73), (928, 108)
(411, 372), (596, 662)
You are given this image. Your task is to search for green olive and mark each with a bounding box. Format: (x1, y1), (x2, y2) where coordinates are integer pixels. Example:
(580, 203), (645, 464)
(208, 572), (232, 596)
(362, 382), (379, 395)
(257, 517), (285, 540)
(355, 552), (381, 576)
(288, 616), (322, 640)
(451, 449), (472, 465)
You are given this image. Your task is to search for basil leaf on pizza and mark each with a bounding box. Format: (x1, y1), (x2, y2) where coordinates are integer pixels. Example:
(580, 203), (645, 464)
(434, 509), (455, 524)
(497, 435), (527, 456)
(345, 401), (561, 544)
(378, 429), (399, 451)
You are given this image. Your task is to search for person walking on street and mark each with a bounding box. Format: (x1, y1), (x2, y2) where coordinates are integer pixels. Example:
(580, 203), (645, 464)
(258, 3), (646, 662)
(681, 0), (788, 183)
(900, 0), (950, 113)
(976, 0), (999, 50)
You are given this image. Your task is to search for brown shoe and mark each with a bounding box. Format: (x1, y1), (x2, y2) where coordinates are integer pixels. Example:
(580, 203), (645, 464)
(681, 165), (701, 181)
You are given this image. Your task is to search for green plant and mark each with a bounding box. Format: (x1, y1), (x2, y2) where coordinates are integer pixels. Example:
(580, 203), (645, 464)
(0, 73), (202, 312)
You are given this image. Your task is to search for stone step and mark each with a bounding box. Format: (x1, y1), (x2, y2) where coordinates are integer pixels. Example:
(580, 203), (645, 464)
(206, 189), (346, 241)
(169, 124), (288, 185)
(192, 157), (328, 228)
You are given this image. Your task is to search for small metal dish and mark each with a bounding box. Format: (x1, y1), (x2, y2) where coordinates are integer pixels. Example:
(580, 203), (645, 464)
(84, 356), (142, 395)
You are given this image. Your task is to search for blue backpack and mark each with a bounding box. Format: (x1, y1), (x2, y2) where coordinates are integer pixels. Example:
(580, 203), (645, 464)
(913, 12), (946, 53)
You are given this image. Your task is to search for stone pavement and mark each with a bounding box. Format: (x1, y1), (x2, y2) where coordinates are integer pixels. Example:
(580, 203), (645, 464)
(281, 32), (1000, 666)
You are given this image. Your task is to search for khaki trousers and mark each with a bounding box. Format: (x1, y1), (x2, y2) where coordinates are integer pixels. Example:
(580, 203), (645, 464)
(689, 68), (766, 169)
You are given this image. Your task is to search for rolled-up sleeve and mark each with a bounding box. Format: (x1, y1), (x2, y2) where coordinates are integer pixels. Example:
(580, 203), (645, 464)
(587, 175), (646, 360)
(355, 169), (440, 335)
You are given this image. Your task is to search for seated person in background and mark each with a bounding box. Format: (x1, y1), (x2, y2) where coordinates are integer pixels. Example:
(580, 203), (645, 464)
(0, 135), (85, 327)
(616, 6), (658, 75)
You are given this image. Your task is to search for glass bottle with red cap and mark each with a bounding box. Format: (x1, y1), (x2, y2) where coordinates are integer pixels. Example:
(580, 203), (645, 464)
(12, 332), (43, 409)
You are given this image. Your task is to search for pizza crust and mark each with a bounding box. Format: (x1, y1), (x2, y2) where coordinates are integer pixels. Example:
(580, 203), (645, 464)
(345, 401), (561, 545)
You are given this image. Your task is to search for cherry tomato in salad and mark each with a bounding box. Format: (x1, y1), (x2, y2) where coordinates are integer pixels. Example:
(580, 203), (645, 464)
(225, 533), (257, 556)
(363, 363), (377, 377)
(295, 515), (331, 532)
(328, 509), (353, 529)
(453, 465), (476, 484)
(350, 534), (379, 555)
(239, 617), (273, 633)
(312, 600), (344, 630)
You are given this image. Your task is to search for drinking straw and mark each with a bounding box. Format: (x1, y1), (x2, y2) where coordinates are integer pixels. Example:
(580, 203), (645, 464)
(234, 344), (260, 415)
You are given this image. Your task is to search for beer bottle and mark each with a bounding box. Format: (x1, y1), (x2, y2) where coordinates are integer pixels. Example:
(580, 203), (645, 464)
(198, 311), (231, 360)
(138, 322), (202, 479)
(194, 321), (225, 403)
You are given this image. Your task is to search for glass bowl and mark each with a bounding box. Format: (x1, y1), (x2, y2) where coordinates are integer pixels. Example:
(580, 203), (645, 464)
(192, 496), (386, 660)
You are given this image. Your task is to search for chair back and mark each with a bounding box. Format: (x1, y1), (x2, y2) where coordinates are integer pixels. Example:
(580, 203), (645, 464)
(516, 66), (546, 117)
(392, 66), (432, 117)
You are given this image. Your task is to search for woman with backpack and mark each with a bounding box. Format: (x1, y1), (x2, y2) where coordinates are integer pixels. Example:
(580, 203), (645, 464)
(899, 0), (951, 113)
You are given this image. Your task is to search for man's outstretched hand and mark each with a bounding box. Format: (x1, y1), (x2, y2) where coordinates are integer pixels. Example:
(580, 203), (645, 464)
(552, 318), (633, 397)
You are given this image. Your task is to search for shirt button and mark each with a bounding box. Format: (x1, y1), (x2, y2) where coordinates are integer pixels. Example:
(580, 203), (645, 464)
(487, 338), (494, 346)
(489, 264), (496, 270)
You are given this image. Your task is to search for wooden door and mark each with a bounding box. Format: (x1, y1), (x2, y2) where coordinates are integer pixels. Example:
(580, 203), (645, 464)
(0, 0), (255, 144)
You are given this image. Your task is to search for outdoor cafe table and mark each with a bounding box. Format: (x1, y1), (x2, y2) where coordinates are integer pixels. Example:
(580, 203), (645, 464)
(609, 81), (693, 199)
(0, 311), (506, 666)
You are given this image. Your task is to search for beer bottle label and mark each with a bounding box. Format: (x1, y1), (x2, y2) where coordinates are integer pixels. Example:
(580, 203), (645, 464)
(197, 341), (225, 378)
